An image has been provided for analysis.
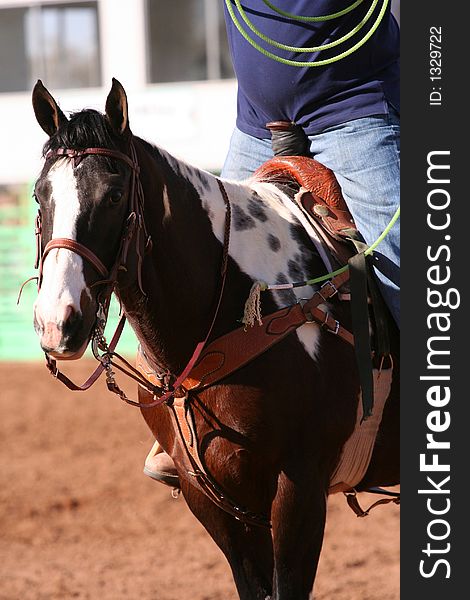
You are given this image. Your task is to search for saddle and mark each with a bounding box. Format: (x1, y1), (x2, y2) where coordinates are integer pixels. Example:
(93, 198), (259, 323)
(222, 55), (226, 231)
(252, 155), (360, 268)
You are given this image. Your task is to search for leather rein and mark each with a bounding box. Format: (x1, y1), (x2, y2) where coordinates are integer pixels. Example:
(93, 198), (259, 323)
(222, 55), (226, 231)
(34, 140), (235, 408)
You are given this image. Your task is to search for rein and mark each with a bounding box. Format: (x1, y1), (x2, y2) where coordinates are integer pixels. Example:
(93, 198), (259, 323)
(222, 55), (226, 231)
(101, 178), (233, 410)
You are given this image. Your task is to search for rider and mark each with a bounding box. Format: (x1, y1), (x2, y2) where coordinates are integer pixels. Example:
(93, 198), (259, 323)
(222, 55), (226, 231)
(144, 0), (400, 486)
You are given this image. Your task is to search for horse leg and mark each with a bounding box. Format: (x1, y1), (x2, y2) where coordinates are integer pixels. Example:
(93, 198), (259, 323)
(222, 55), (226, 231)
(271, 470), (327, 600)
(180, 480), (274, 600)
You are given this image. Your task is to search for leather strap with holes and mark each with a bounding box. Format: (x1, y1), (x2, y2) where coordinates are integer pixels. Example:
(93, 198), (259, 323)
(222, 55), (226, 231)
(138, 270), (353, 397)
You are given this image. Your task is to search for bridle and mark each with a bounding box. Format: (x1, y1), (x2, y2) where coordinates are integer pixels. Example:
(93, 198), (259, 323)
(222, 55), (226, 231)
(34, 141), (153, 393)
(38, 143), (150, 289)
(33, 138), (233, 409)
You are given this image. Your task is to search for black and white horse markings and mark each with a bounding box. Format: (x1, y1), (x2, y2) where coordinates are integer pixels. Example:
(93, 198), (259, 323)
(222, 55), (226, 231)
(32, 79), (399, 600)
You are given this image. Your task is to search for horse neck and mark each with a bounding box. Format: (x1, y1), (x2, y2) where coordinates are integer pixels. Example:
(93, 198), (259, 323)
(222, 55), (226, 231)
(117, 139), (229, 373)
(118, 138), (324, 374)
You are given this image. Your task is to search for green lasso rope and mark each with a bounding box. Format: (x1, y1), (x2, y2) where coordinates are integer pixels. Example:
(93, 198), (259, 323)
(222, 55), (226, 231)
(303, 204), (401, 288)
(234, 0), (378, 54)
(225, 0), (389, 67)
(243, 205), (400, 328)
(255, 205), (401, 291)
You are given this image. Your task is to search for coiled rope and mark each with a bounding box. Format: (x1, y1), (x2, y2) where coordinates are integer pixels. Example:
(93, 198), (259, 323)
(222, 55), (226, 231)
(225, 0), (389, 67)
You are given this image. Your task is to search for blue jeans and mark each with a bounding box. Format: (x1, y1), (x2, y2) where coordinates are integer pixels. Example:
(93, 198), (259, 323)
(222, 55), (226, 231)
(221, 111), (400, 326)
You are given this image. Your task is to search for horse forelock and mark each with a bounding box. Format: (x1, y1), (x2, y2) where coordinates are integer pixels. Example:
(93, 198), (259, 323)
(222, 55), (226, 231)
(43, 109), (119, 155)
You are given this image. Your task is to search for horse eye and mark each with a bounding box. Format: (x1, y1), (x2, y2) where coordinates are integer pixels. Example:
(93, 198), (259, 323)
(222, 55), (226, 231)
(108, 190), (123, 205)
(33, 192), (39, 204)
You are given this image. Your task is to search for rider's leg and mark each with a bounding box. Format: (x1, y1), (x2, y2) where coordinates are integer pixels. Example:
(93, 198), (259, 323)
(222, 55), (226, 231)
(307, 107), (401, 326)
(221, 127), (273, 179)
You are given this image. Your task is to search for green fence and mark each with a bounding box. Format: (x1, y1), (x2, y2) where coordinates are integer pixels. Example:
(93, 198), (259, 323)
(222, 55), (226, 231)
(0, 184), (137, 361)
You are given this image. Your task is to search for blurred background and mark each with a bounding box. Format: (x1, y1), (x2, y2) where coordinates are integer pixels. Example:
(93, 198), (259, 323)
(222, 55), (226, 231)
(0, 0), (399, 360)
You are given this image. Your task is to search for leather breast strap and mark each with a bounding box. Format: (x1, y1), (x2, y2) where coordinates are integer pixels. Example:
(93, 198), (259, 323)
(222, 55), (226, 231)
(184, 269), (352, 393)
(138, 269), (352, 398)
(41, 238), (109, 279)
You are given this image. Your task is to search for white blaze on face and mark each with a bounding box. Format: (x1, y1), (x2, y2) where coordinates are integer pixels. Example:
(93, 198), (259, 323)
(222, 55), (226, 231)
(34, 160), (90, 330)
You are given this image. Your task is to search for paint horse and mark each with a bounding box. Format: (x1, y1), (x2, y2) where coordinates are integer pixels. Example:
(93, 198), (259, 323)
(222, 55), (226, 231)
(31, 79), (399, 600)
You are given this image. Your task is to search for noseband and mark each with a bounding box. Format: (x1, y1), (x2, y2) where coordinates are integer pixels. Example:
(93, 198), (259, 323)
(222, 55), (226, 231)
(41, 238), (109, 280)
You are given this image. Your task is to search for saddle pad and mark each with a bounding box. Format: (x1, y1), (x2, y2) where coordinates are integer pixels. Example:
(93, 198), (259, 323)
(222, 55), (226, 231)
(329, 367), (393, 494)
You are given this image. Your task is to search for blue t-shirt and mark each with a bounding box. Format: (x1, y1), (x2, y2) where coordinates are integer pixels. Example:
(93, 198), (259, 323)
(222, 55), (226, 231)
(224, 0), (400, 138)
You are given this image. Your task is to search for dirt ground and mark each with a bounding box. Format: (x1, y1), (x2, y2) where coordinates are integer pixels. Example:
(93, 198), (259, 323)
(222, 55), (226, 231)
(0, 360), (399, 600)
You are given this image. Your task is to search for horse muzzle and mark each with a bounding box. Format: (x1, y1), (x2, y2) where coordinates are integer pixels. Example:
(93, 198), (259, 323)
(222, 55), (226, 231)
(34, 305), (90, 359)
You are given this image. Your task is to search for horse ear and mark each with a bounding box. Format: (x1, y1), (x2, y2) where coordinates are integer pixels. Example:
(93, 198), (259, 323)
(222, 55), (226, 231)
(32, 80), (68, 136)
(105, 78), (130, 135)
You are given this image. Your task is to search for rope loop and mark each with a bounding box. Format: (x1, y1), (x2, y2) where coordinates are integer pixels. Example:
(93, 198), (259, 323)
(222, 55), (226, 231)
(254, 206), (400, 294)
(225, 0), (390, 68)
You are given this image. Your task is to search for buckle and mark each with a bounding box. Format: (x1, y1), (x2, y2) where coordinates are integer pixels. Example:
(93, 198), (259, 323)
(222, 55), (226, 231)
(330, 319), (340, 335)
(318, 280), (338, 302)
(320, 311), (340, 335)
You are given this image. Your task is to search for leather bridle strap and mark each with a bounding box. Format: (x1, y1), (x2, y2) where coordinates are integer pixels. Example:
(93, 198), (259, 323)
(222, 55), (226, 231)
(41, 238), (109, 279)
(47, 147), (139, 172)
(39, 144), (142, 288)
(113, 178), (233, 409)
(43, 210), (141, 393)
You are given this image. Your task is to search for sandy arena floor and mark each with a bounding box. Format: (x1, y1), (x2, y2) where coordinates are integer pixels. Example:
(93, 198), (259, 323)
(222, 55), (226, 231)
(0, 361), (399, 600)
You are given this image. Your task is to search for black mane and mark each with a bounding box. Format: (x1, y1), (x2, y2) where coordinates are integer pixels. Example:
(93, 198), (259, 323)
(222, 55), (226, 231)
(43, 109), (120, 156)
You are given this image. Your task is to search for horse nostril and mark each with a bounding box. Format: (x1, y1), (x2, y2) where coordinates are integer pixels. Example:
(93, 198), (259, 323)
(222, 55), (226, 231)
(42, 321), (63, 350)
(61, 304), (75, 324)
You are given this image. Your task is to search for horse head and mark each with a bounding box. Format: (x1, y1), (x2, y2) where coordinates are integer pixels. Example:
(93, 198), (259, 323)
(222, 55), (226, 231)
(32, 79), (135, 359)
